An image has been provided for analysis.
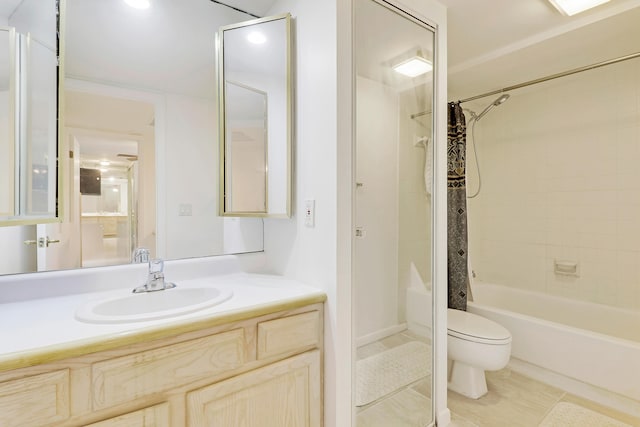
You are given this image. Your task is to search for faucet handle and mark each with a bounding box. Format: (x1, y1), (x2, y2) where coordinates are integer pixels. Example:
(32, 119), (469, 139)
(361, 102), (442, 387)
(132, 247), (150, 263)
(149, 258), (164, 275)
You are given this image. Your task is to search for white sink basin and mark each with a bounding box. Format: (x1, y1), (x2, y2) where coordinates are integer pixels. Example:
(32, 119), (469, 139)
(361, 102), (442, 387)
(75, 286), (233, 324)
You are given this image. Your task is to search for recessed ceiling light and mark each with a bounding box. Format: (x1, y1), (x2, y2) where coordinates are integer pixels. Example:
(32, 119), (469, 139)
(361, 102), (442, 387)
(124, 0), (150, 10)
(392, 56), (433, 78)
(247, 31), (266, 44)
(547, 0), (610, 16)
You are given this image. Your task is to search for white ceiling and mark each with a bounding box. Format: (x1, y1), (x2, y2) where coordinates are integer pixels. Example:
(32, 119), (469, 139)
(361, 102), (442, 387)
(442, 0), (640, 100)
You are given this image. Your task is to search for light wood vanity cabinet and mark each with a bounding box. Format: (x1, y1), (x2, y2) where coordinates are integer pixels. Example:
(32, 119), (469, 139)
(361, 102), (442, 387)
(84, 404), (170, 427)
(0, 303), (323, 427)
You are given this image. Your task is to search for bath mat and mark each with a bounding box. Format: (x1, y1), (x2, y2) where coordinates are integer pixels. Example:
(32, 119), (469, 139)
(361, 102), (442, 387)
(355, 341), (430, 407)
(539, 402), (632, 427)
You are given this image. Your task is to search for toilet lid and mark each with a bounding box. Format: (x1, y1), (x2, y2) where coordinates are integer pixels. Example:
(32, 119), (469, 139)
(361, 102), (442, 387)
(447, 309), (512, 344)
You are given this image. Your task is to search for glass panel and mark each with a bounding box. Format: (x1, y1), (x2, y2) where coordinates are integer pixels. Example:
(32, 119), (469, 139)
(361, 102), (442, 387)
(354, 0), (435, 425)
(0, 29), (15, 217)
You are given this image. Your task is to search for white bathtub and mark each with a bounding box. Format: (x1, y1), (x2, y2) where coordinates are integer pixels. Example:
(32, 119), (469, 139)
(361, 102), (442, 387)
(406, 282), (640, 402)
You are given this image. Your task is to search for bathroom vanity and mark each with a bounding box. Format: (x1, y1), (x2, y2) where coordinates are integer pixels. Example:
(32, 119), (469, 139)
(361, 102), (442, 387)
(0, 258), (325, 427)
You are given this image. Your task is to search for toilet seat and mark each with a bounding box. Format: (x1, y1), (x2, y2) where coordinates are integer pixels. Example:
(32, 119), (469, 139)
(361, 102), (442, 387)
(447, 309), (511, 345)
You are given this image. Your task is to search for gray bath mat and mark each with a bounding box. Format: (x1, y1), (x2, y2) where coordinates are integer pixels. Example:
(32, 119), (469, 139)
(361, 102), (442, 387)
(355, 341), (430, 407)
(539, 402), (632, 427)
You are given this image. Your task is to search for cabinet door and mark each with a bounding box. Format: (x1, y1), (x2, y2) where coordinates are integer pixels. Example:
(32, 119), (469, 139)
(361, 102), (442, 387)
(187, 350), (321, 427)
(84, 403), (169, 427)
(0, 370), (70, 427)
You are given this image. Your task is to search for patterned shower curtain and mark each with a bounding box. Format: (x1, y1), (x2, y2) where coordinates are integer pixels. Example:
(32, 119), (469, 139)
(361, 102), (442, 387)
(447, 102), (469, 311)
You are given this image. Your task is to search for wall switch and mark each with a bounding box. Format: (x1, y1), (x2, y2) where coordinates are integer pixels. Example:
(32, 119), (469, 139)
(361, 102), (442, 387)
(179, 203), (192, 216)
(304, 199), (315, 227)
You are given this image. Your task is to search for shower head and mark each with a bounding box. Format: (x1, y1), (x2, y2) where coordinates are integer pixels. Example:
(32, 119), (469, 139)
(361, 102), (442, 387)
(473, 94), (510, 122)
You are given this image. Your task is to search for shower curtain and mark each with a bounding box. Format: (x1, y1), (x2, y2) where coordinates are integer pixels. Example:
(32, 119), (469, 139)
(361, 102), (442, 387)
(447, 102), (469, 311)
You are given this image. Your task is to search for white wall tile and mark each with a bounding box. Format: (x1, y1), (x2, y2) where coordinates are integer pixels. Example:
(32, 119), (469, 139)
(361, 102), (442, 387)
(467, 58), (640, 312)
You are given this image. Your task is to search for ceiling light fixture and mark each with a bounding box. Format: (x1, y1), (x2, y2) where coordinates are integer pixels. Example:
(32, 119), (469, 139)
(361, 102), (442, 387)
(100, 160), (110, 166)
(124, 0), (151, 10)
(547, 0), (610, 16)
(392, 56), (432, 78)
(247, 31), (266, 44)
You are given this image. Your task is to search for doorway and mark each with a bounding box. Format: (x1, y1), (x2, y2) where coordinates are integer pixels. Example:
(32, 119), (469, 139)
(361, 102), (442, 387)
(65, 90), (156, 268)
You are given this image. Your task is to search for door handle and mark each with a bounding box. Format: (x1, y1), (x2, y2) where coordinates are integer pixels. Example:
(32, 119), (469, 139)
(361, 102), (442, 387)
(45, 237), (61, 247)
(23, 237), (60, 248)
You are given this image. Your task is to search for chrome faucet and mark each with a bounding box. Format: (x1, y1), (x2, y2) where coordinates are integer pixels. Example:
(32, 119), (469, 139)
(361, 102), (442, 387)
(133, 259), (177, 293)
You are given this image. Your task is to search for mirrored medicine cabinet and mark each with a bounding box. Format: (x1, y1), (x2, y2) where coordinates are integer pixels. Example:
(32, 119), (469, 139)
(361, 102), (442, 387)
(218, 13), (292, 218)
(0, 1), (60, 226)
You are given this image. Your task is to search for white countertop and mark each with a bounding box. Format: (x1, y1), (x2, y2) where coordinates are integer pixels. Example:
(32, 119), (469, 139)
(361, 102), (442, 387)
(0, 257), (325, 371)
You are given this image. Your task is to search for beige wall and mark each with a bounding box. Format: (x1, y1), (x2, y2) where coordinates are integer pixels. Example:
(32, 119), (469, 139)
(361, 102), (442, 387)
(467, 57), (640, 311)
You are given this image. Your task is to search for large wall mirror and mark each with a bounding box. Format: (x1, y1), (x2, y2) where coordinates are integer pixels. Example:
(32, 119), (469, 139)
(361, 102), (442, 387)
(0, 0), (59, 225)
(218, 13), (292, 217)
(0, 0), (285, 276)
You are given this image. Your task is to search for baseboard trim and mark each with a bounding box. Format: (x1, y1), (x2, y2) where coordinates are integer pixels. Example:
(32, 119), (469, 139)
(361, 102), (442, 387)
(356, 323), (408, 348)
(508, 357), (640, 419)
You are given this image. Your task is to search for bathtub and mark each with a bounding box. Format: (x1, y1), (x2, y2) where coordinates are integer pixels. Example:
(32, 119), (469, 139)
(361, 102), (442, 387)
(406, 281), (640, 402)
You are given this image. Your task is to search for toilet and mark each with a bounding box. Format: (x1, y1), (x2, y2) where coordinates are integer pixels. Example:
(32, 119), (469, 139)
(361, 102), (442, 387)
(447, 308), (512, 399)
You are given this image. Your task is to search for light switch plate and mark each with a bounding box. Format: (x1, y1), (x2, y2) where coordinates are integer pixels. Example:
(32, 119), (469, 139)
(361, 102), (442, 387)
(304, 199), (315, 227)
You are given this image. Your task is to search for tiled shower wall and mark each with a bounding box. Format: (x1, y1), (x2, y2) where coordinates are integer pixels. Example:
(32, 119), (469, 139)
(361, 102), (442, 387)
(467, 58), (640, 310)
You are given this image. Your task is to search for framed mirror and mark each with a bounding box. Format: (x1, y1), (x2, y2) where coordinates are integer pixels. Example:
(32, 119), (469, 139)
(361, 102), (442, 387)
(218, 13), (292, 218)
(0, 0), (60, 225)
(0, 0), (270, 276)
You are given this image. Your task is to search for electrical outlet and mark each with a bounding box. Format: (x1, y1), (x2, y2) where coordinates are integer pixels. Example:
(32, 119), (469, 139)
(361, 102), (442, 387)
(304, 199), (315, 227)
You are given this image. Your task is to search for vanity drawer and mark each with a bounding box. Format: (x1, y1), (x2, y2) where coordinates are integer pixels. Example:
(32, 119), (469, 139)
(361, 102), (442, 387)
(84, 403), (169, 427)
(257, 310), (321, 360)
(0, 369), (70, 427)
(92, 329), (245, 410)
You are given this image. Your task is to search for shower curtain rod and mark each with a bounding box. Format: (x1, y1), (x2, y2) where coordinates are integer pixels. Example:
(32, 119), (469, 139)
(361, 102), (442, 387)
(456, 50), (640, 104)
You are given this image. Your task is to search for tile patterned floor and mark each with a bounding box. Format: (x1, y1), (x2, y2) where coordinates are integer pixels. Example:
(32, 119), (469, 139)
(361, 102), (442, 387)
(355, 331), (640, 427)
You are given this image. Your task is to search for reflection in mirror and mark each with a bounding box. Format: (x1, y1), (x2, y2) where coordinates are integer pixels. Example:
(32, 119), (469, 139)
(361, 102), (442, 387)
(0, 0), (59, 223)
(219, 13), (291, 217)
(21, 34), (58, 217)
(354, 0), (435, 425)
(0, 0), (274, 276)
(225, 82), (267, 213)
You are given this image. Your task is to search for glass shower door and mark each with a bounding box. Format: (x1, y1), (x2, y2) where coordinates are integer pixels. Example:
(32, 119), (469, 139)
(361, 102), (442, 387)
(354, 0), (436, 426)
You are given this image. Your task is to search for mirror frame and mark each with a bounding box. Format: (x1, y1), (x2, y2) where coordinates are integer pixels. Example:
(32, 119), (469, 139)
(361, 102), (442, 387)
(0, 0), (64, 227)
(217, 13), (292, 218)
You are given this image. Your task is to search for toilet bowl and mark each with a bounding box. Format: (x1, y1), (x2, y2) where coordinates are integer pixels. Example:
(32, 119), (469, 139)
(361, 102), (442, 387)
(447, 308), (512, 399)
